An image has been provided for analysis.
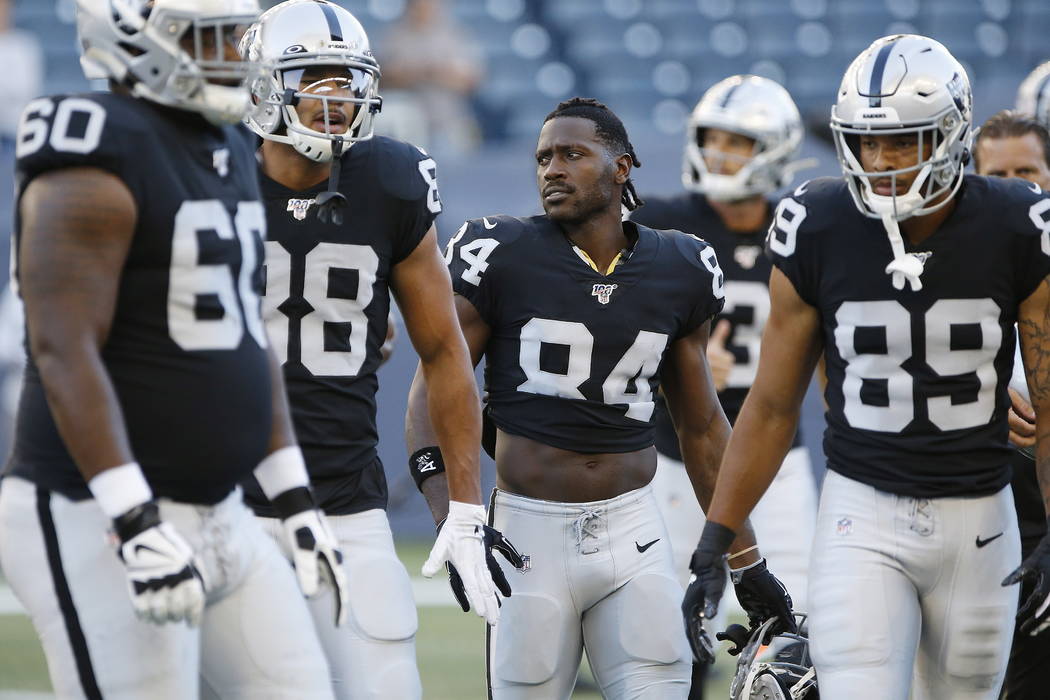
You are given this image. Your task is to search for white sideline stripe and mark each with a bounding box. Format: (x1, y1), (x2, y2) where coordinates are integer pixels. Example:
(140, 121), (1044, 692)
(0, 580), (458, 616)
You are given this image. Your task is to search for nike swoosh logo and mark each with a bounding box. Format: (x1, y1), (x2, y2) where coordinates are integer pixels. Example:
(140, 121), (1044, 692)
(976, 533), (1004, 548)
(482, 217), (497, 229)
(134, 543), (162, 555)
(635, 538), (660, 553)
(1029, 181), (1042, 194)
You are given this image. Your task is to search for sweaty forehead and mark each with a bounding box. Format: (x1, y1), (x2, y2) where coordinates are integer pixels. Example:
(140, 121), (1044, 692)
(537, 116), (602, 151)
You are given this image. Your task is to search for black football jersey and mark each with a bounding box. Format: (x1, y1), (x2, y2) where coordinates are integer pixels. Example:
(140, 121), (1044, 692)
(243, 136), (440, 516)
(631, 193), (802, 459)
(7, 92), (271, 504)
(769, 175), (1050, 498)
(446, 215), (725, 453)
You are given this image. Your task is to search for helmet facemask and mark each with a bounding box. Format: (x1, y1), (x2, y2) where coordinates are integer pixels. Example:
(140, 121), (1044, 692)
(248, 54), (381, 163)
(684, 124), (805, 202)
(79, 1), (266, 124)
(832, 106), (971, 221)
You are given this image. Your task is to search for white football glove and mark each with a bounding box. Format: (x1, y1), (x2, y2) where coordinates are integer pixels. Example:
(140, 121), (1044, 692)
(113, 503), (206, 627)
(282, 507), (349, 627)
(422, 501), (500, 625)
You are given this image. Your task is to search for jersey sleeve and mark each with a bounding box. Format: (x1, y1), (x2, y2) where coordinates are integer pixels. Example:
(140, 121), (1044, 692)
(766, 181), (822, 306)
(15, 94), (148, 204)
(444, 218), (504, 324)
(670, 231), (727, 337)
(1006, 179), (1050, 301)
(380, 140), (442, 264)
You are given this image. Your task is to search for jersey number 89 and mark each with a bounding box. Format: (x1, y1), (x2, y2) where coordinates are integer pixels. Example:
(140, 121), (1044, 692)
(835, 299), (1002, 432)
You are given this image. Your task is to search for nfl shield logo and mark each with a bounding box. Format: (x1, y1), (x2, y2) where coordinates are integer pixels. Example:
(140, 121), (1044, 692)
(212, 148), (229, 177)
(836, 517), (853, 536)
(733, 245), (762, 270)
(591, 283), (617, 304)
(287, 198), (316, 221)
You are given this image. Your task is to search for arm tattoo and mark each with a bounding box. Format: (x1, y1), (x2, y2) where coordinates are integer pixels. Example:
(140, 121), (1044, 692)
(1019, 276), (1050, 406)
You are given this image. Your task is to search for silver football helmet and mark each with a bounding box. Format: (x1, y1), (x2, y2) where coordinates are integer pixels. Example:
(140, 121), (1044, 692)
(683, 75), (810, 201)
(727, 615), (818, 700)
(1016, 60), (1050, 129)
(242, 0), (382, 162)
(831, 34), (973, 221)
(76, 0), (265, 124)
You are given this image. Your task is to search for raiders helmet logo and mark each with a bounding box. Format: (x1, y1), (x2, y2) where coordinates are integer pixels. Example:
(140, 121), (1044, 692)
(591, 283), (618, 305)
(287, 198), (316, 221)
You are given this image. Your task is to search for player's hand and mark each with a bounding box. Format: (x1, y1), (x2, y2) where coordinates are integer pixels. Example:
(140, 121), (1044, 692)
(706, 319), (734, 393)
(281, 506), (350, 627)
(112, 501), (206, 626)
(422, 501), (503, 625)
(682, 522), (735, 664)
(1008, 388), (1036, 449)
(731, 558), (797, 641)
(1004, 523), (1050, 636)
(435, 517), (525, 616)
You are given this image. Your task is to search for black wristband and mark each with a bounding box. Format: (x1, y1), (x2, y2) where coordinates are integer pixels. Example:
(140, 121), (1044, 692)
(113, 500), (161, 544)
(271, 486), (317, 519)
(410, 447), (446, 491)
(697, 520), (737, 556)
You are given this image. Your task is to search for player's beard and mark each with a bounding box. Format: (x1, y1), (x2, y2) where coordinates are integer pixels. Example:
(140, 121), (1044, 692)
(543, 169), (617, 225)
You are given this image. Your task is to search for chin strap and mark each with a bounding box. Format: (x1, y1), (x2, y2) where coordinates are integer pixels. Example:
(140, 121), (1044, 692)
(315, 139), (347, 225)
(882, 213), (925, 291)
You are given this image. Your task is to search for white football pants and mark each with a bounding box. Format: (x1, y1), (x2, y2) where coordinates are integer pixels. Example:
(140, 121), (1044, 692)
(809, 470), (1019, 700)
(487, 484), (691, 700)
(0, 475), (333, 700)
(650, 446), (817, 614)
(256, 508), (421, 700)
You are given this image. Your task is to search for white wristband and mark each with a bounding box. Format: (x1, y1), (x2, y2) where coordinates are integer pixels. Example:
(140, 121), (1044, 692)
(254, 446), (310, 501)
(87, 462), (153, 519)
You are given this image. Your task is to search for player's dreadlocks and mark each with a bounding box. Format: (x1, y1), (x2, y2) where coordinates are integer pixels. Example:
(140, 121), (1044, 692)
(543, 97), (645, 211)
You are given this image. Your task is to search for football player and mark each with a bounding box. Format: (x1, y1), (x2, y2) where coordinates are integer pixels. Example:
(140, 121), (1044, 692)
(0, 1), (349, 698)
(406, 97), (795, 699)
(687, 35), (1050, 699)
(629, 75), (818, 697)
(239, 3), (503, 698)
(972, 109), (1050, 700)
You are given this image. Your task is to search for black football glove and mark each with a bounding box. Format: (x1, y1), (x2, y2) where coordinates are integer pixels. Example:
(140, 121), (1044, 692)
(436, 517), (526, 612)
(732, 558), (797, 642)
(1003, 519), (1050, 636)
(682, 522), (735, 664)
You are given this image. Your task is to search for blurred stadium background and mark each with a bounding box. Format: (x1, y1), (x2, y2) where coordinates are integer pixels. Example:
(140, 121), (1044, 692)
(0, 0), (1047, 696)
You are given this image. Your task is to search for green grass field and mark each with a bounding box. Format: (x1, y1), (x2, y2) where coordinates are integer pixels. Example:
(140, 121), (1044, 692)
(0, 541), (736, 698)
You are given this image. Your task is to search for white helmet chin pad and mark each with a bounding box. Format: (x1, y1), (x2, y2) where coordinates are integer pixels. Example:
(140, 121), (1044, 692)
(831, 34), (973, 221)
(241, 0), (382, 161)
